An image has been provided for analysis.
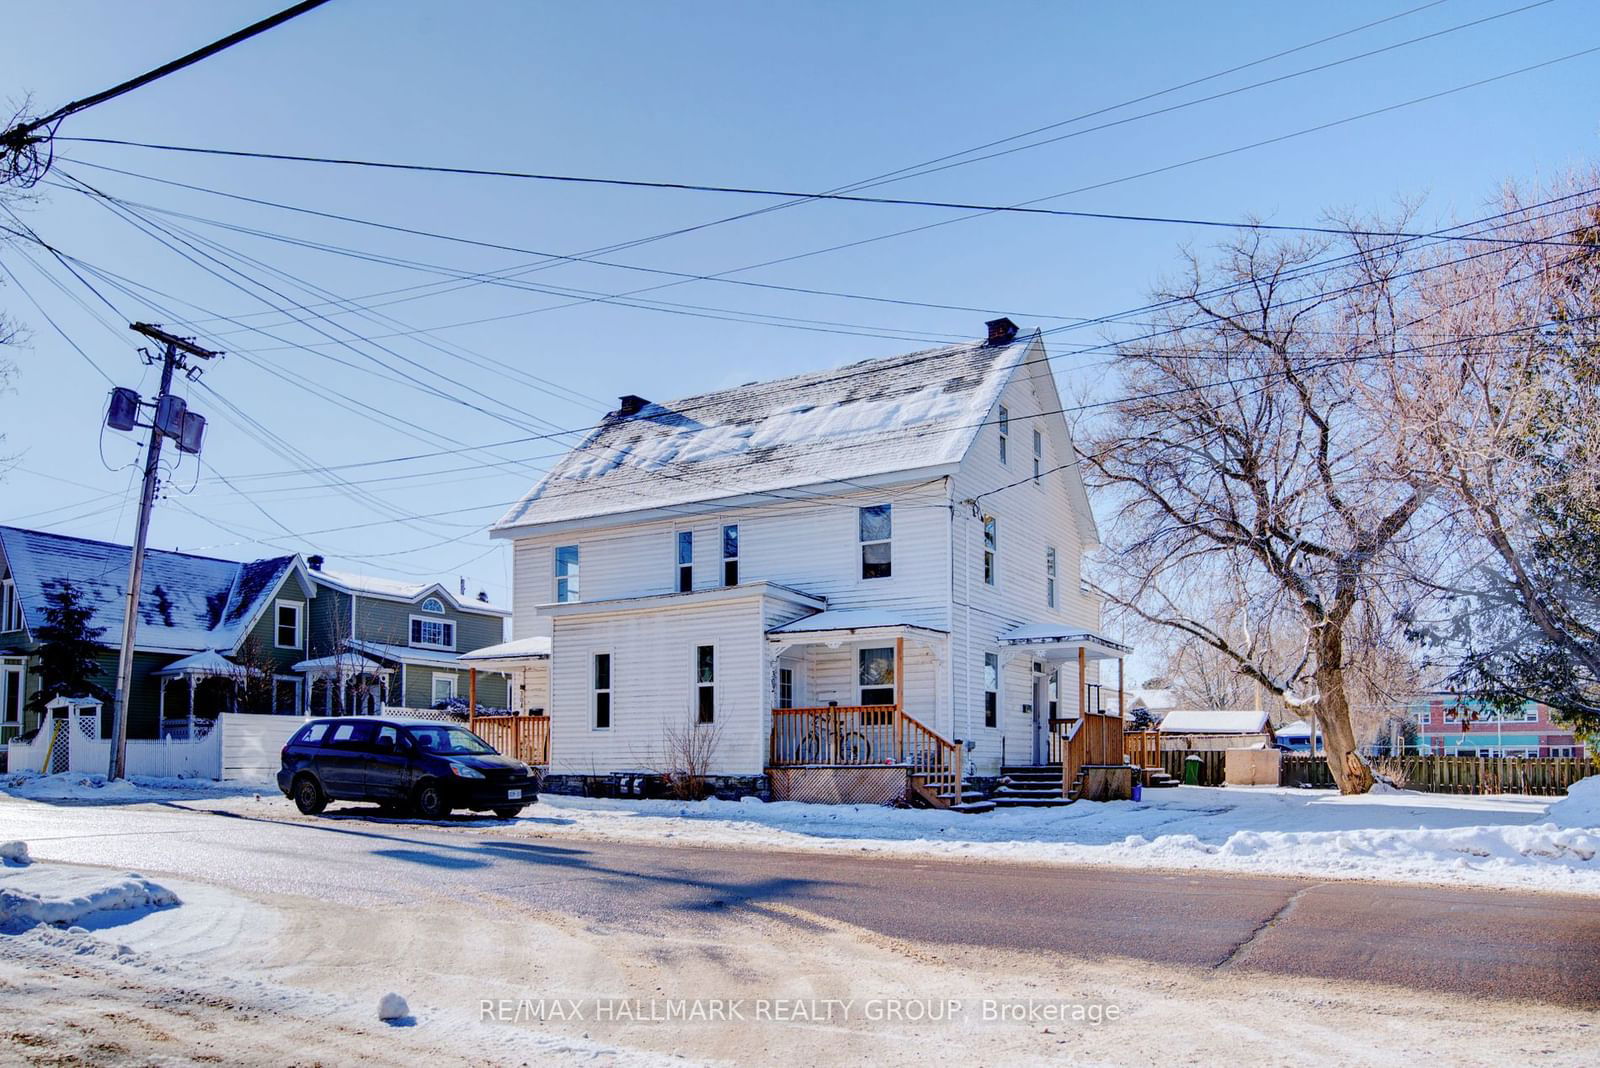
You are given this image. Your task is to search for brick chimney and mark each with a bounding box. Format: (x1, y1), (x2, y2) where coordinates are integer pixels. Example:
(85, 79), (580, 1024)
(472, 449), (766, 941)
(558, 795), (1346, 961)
(985, 317), (1019, 345)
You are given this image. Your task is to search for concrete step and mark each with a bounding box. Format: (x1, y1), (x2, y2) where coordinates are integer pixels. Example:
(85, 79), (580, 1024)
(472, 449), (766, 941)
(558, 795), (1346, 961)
(949, 800), (997, 814)
(989, 796), (1074, 808)
(993, 785), (1065, 799)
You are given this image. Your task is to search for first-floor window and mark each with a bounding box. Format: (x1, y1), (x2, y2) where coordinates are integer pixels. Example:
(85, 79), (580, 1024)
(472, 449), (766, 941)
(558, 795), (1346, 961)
(431, 673), (457, 705)
(593, 653), (612, 729)
(273, 677), (301, 716)
(777, 667), (794, 709)
(275, 601), (303, 648)
(983, 653), (999, 728)
(2, 663), (23, 727)
(695, 645), (715, 724)
(859, 647), (895, 707)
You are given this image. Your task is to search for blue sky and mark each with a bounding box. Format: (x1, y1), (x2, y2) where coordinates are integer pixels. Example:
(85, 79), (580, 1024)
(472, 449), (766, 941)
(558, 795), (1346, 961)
(2, 0), (1597, 616)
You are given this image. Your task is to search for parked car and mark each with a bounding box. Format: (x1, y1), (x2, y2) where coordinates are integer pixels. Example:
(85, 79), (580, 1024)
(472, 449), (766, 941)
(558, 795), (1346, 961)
(277, 716), (537, 819)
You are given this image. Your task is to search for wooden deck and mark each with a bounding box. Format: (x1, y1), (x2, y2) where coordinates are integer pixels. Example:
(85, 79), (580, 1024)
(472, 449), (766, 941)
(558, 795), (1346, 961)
(769, 704), (965, 807)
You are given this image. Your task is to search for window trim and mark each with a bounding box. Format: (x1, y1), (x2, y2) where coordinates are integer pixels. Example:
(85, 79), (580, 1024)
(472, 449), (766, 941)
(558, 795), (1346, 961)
(1045, 546), (1057, 609)
(554, 544), (580, 603)
(420, 596), (446, 614)
(409, 614), (457, 651)
(777, 666), (795, 710)
(431, 672), (458, 705)
(676, 529), (694, 594)
(1032, 428), (1043, 484)
(274, 599), (304, 650)
(858, 503), (892, 581)
(1, 662), (24, 726)
(857, 646), (897, 709)
(272, 674), (302, 715)
(983, 652), (999, 728)
(998, 405), (1009, 465)
(0, 578), (21, 633)
(981, 515), (998, 587)
(694, 642), (717, 724)
(721, 524), (739, 587)
(592, 651), (613, 731)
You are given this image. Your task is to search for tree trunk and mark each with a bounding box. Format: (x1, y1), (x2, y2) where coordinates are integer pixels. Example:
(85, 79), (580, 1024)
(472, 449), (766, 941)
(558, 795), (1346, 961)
(1312, 625), (1373, 795)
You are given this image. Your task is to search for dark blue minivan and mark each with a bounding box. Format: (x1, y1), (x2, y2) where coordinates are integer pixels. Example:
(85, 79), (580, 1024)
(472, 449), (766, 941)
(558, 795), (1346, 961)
(278, 716), (537, 820)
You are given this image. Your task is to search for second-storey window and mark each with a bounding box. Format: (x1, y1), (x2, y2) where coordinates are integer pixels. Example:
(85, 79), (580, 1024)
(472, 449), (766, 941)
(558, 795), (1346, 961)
(555, 545), (580, 603)
(982, 515), (997, 586)
(998, 405), (1009, 464)
(859, 504), (892, 579)
(677, 530), (694, 593)
(1032, 429), (1042, 483)
(411, 616), (455, 650)
(722, 525), (739, 586)
(275, 600), (303, 648)
(1046, 546), (1057, 608)
(984, 653), (999, 728)
(593, 653), (612, 729)
(695, 645), (716, 724)
(0, 579), (21, 632)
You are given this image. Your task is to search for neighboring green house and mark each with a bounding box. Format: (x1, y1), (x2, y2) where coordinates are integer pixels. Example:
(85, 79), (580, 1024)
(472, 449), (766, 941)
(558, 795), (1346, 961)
(0, 526), (509, 743)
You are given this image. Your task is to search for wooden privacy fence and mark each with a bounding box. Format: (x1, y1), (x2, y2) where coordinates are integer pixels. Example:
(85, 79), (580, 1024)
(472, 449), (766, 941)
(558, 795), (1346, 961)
(1282, 753), (1599, 795)
(1161, 749), (1227, 787)
(470, 714), (550, 766)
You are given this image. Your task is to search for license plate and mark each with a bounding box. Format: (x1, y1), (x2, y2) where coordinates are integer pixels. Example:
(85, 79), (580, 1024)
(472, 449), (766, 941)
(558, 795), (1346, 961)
(506, 789), (522, 800)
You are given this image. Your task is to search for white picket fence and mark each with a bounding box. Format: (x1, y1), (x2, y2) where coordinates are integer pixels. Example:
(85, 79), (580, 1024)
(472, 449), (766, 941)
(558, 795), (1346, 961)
(5, 711), (308, 782)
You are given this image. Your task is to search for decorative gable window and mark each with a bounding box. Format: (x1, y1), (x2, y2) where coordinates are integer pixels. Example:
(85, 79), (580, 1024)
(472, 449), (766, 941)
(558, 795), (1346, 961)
(0, 579), (21, 633)
(411, 616), (455, 650)
(982, 515), (998, 586)
(722, 525), (739, 586)
(1032, 429), (1042, 483)
(1046, 547), (1057, 608)
(998, 405), (1009, 464)
(677, 530), (694, 593)
(420, 596), (445, 614)
(859, 504), (892, 580)
(555, 545), (580, 603)
(695, 644), (716, 724)
(274, 600), (303, 649)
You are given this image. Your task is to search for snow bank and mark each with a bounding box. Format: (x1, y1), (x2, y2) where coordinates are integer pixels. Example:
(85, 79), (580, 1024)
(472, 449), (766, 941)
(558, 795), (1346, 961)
(0, 771), (259, 803)
(1547, 776), (1600, 829)
(1, 840), (29, 865)
(509, 786), (1600, 895)
(0, 863), (179, 932)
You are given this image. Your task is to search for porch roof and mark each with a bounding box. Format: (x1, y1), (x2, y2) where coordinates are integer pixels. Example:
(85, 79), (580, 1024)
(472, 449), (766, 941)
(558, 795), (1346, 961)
(767, 609), (948, 640)
(996, 624), (1131, 662)
(348, 639), (465, 669)
(539, 580), (825, 618)
(153, 649), (244, 679)
(458, 636), (551, 667)
(292, 653), (388, 675)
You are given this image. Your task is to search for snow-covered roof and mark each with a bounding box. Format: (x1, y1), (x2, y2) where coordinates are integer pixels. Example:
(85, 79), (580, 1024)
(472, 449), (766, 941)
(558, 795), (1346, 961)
(1158, 709), (1271, 734)
(347, 639), (467, 668)
(1129, 687), (1177, 711)
(153, 649), (243, 678)
(493, 333), (1037, 531)
(457, 636), (552, 662)
(293, 653), (387, 673)
(768, 609), (949, 636)
(0, 526), (298, 655)
(310, 567), (509, 616)
(1274, 719), (1322, 739)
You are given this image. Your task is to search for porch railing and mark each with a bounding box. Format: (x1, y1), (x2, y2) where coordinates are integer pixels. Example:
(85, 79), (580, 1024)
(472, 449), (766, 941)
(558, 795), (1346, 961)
(1125, 729), (1160, 769)
(470, 714), (550, 767)
(1055, 710), (1127, 795)
(770, 705), (963, 806)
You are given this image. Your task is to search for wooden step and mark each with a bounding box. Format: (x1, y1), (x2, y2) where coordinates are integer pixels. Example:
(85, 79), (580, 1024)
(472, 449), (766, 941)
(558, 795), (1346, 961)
(989, 796), (1074, 808)
(949, 800), (997, 814)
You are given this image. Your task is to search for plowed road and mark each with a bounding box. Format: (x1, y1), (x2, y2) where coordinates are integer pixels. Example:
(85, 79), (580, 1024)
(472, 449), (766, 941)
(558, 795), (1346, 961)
(5, 796), (1596, 1007)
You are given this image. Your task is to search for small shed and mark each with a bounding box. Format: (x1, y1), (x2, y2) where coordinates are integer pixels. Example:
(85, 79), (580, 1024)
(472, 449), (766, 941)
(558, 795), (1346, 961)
(1157, 708), (1274, 752)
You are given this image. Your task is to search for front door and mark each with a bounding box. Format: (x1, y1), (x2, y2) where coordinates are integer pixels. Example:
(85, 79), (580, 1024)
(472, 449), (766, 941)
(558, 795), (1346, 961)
(1032, 674), (1051, 765)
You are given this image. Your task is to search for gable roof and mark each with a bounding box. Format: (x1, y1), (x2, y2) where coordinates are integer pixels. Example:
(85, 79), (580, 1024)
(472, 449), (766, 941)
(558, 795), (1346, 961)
(0, 525), (300, 655)
(492, 331), (1036, 532)
(309, 567), (509, 617)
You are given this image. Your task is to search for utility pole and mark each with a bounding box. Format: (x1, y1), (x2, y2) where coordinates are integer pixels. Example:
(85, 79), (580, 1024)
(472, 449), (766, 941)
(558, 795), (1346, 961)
(105, 323), (219, 780)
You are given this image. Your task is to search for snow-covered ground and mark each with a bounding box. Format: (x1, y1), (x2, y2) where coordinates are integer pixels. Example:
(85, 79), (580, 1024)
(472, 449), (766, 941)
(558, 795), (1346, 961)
(486, 779), (1600, 895)
(0, 769), (265, 802)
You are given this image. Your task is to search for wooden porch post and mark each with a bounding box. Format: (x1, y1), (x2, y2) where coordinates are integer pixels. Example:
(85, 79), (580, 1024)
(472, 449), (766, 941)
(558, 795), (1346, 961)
(469, 667), (478, 714)
(1118, 657), (1126, 764)
(187, 675), (196, 738)
(893, 636), (904, 762)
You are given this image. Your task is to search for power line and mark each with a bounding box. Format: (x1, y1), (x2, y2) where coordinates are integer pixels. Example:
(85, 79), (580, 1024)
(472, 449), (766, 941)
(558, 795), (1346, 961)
(0, 0), (336, 185)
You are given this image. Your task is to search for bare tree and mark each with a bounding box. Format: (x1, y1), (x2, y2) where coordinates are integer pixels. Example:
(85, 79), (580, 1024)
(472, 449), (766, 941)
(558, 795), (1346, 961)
(1082, 226), (1435, 793)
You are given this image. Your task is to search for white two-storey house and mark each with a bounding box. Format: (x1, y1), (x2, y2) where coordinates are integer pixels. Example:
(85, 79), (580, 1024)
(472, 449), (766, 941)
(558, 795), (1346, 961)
(486, 320), (1134, 807)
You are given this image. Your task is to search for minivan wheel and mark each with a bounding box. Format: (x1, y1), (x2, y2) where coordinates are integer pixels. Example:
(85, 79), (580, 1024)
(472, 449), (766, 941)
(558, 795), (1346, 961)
(293, 774), (327, 815)
(412, 780), (451, 820)
(492, 805), (525, 819)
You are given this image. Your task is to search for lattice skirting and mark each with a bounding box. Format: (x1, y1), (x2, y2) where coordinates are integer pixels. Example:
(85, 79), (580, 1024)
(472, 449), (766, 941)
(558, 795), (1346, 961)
(768, 765), (907, 806)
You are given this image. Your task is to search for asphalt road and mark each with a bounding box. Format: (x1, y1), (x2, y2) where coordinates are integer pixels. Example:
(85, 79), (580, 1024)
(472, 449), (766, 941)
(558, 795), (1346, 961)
(6, 796), (1597, 1008)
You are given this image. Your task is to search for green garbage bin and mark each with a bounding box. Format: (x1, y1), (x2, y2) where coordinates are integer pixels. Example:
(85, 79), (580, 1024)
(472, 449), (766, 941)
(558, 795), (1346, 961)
(1183, 755), (1203, 786)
